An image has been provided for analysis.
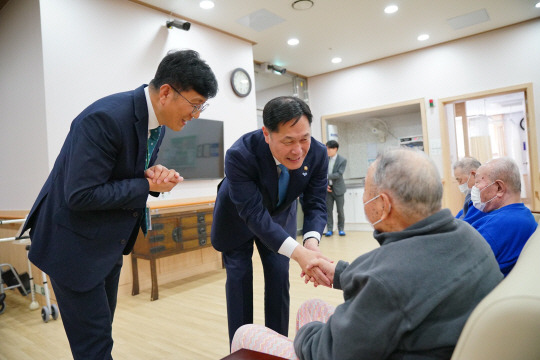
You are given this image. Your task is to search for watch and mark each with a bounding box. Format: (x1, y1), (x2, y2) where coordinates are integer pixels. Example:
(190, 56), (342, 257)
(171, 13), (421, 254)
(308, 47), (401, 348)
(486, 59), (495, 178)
(230, 68), (252, 97)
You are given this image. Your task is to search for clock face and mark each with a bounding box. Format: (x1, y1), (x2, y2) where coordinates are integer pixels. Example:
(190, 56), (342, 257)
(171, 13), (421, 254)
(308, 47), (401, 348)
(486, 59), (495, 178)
(231, 68), (252, 97)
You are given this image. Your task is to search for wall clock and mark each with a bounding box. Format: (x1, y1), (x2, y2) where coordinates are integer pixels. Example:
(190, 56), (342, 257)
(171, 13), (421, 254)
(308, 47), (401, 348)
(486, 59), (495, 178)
(230, 68), (252, 97)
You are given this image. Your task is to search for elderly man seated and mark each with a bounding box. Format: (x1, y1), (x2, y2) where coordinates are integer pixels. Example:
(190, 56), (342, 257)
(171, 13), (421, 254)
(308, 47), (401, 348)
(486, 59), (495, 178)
(232, 147), (503, 360)
(466, 157), (537, 276)
(453, 157), (485, 221)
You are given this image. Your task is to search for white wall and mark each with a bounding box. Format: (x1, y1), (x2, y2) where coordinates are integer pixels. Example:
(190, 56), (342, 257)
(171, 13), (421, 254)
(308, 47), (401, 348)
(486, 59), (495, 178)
(0, 0), (257, 210)
(0, 0), (49, 210)
(308, 19), (540, 176)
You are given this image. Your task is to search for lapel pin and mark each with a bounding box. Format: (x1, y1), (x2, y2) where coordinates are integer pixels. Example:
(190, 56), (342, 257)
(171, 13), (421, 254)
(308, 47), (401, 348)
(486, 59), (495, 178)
(304, 166), (308, 171)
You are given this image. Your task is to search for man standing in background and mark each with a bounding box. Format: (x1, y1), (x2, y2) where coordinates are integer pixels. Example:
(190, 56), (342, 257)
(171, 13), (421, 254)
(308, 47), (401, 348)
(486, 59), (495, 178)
(325, 140), (347, 236)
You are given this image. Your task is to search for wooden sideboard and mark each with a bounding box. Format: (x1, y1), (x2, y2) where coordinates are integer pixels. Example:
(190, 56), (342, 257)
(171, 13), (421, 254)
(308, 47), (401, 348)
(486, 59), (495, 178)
(131, 197), (218, 301)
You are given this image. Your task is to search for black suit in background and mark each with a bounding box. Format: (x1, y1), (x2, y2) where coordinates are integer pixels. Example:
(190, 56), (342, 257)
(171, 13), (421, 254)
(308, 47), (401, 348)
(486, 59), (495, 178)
(326, 153), (347, 233)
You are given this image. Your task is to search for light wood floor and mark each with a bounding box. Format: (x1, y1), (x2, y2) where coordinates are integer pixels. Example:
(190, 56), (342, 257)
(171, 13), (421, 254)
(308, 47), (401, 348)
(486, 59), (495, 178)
(0, 231), (378, 360)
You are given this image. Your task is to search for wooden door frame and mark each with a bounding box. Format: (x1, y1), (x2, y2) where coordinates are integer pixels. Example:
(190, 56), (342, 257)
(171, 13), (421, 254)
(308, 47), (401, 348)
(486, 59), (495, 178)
(438, 83), (539, 211)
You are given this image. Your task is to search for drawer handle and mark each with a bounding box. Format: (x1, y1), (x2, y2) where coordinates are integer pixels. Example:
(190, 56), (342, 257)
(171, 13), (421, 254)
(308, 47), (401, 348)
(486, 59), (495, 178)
(152, 223), (164, 231)
(198, 226), (207, 235)
(197, 214), (205, 223)
(150, 245), (166, 254)
(198, 234), (207, 246)
(149, 234), (164, 243)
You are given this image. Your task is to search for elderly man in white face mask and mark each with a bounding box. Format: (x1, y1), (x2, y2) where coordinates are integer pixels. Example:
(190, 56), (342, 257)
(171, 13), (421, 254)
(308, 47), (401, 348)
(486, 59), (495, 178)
(230, 148), (503, 360)
(468, 157), (537, 276)
(453, 157), (483, 220)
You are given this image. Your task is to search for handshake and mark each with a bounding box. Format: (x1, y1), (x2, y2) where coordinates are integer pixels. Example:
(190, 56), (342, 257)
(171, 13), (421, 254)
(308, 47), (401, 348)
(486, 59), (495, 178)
(292, 238), (336, 288)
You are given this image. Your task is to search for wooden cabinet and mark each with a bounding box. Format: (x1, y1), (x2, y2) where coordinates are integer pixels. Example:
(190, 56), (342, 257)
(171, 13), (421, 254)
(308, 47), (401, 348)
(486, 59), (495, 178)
(131, 200), (217, 301)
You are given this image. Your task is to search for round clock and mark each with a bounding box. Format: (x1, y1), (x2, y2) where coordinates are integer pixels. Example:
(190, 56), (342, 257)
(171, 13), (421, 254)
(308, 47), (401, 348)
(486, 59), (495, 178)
(230, 68), (252, 97)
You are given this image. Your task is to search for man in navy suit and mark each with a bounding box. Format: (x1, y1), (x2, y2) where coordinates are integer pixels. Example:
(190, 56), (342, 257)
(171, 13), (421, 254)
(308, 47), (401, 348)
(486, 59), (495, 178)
(21, 50), (218, 359)
(211, 96), (330, 345)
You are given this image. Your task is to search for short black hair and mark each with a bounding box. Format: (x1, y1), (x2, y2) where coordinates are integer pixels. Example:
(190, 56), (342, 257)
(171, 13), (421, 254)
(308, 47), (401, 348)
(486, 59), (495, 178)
(263, 96), (312, 132)
(150, 50), (218, 99)
(326, 140), (339, 149)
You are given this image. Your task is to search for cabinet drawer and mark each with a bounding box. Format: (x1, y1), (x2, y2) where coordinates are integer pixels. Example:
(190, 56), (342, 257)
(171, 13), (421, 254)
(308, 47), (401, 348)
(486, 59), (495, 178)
(173, 224), (211, 242)
(179, 212), (213, 226)
(182, 236), (210, 250)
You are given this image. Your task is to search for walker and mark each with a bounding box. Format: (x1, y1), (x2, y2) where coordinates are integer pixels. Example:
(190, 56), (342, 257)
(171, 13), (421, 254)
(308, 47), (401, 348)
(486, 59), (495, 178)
(0, 218), (58, 322)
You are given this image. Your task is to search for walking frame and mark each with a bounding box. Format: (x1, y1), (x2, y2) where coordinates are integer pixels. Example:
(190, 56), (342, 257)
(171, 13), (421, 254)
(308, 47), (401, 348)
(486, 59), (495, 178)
(0, 218), (59, 322)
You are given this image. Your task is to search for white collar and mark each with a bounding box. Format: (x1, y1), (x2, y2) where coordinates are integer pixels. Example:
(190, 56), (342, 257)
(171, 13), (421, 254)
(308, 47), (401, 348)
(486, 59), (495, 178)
(144, 86), (160, 134)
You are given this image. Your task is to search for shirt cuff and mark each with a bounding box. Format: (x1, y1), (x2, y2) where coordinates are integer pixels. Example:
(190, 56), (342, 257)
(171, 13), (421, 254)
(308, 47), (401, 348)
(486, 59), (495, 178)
(278, 236), (299, 258)
(303, 231), (321, 243)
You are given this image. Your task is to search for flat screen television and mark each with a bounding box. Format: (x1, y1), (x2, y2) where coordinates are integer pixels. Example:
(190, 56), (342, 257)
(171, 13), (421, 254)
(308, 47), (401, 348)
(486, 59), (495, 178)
(155, 118), (224, 180)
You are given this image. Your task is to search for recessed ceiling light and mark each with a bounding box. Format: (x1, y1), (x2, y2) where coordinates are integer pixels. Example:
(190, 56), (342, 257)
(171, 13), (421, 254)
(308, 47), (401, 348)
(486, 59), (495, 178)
(536, 1), (540, 8)
(292, 0), (314, 10)
(331, 57), (342, 64)
(200, 0), (215, 10)
(287, 38), (300, 46)
(417, 34), (430, 41)
(384, 5), (398, 14)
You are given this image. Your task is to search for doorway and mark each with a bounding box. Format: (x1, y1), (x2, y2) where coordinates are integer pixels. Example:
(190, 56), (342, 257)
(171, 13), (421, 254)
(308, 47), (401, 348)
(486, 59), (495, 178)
(439, 84), (539, 213)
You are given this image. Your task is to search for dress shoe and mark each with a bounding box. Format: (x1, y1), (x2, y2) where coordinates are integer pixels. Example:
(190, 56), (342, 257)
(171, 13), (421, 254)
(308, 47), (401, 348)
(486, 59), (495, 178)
(324, 231), (333, 237)
(339, 231), (346, 236)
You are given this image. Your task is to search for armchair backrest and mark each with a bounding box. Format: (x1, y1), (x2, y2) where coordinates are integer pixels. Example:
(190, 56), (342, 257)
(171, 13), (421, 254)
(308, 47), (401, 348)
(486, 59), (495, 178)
(451, 225), (540, 360)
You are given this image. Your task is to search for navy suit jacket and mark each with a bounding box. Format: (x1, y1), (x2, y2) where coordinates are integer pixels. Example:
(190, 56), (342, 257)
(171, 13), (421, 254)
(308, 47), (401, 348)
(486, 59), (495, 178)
(211, 129), (328, 253)
(21, 85), (164, 292)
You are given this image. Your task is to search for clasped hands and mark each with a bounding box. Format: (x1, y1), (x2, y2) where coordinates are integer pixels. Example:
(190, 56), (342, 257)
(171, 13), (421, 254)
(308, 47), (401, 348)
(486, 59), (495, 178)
(145, 164), (183, 192)
(292, 238), (336, 288)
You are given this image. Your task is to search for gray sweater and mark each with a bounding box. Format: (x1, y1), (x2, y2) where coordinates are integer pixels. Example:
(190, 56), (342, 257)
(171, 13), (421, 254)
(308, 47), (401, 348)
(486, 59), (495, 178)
(294, 209), (503, 360)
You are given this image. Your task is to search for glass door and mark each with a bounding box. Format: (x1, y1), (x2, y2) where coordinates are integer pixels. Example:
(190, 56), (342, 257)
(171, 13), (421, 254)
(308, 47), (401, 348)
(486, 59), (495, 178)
(447, 91), (532, 207)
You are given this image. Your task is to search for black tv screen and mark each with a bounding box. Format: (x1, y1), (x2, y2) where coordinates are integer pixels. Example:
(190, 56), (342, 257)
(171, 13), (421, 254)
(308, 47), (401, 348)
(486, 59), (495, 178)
(155, 118), (224, 180)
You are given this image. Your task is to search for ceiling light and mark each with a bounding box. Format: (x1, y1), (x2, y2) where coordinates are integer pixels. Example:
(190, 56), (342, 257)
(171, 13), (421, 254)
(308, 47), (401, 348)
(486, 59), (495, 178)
(331, 57), (342, 64)
(536, 1), (540, 8)
(292, 0), (314, 10)
(417, 34), (429, 41)
(384, 5), (398, 14)
(200, 1), (215, 9)
(288, 38), (299, 46)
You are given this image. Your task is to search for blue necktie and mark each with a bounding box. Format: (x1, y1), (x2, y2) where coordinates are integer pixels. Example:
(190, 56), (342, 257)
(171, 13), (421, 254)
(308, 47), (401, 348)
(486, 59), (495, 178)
(277, 164), (289, 207)
(142, 126), (162, 235)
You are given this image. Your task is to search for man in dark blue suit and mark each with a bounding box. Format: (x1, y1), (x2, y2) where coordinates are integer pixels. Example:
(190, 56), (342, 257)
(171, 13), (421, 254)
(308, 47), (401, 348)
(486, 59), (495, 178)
(211, 96), (330, 346)
(21, 50), (218, 359)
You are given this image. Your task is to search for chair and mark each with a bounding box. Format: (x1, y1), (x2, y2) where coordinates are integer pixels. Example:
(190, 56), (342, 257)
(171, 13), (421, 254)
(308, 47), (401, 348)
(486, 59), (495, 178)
(451, 226), (540, 360)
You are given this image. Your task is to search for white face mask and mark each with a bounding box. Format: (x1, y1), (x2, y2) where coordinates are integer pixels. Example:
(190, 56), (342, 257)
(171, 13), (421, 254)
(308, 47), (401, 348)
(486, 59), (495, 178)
(458, 182), (470, 194)
(470, 182), (496, 212)
(363, 194), (388, 229)
(458, 173), (472, 194)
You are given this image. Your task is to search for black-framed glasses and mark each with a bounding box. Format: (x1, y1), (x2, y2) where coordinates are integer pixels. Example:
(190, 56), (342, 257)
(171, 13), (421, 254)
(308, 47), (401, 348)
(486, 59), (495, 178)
(169, 84), (209, 114)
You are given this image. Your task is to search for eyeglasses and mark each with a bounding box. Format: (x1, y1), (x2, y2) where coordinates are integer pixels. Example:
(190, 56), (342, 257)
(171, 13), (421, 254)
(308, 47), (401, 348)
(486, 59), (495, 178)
(169, 84), (209, 115)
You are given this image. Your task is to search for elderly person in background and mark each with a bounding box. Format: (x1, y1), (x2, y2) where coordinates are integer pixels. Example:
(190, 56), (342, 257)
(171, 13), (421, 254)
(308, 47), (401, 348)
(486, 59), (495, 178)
(467, 157), (537, 276)
(453, 157), (484, 220)
(231, 147), (502, 360)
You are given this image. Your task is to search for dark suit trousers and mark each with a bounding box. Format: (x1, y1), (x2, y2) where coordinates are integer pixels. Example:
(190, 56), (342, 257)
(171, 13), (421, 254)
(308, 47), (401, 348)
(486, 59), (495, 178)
(223, 238), (290, 345)
(326, 190), (345, 231)
(50, 256), (123, 360)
